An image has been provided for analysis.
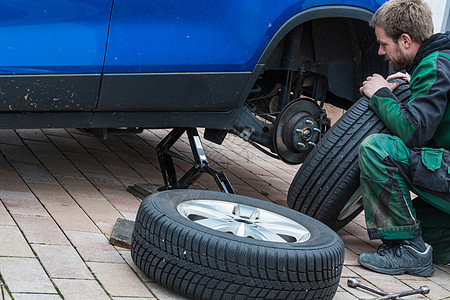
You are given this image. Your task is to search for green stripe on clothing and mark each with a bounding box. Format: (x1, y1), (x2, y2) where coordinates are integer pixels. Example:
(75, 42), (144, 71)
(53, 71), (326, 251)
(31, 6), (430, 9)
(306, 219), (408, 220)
(369, 92), (416, 144)
(409, 51), (438, 103)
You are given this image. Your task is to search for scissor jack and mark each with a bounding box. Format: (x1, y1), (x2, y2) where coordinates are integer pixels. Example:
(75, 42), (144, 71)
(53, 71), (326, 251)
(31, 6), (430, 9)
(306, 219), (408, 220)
(156, 127), (235, 194)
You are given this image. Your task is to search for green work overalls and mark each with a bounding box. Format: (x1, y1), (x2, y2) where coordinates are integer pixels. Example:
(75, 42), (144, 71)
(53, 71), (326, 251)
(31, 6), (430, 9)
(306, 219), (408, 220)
(359, 32), (450, 264)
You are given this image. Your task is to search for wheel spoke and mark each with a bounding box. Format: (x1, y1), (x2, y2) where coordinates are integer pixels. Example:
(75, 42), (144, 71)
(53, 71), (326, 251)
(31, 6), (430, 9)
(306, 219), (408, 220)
(245, 225), (290, 242)
(195, 217), (233, 229)
(338, 187), (363, 221)
(178, 201), (231, 221)
(256, 221), (310, 241)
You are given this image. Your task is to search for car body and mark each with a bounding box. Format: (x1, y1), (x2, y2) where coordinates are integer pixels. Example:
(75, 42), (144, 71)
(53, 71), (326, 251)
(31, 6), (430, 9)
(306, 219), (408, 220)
(0, 0), (388, 162)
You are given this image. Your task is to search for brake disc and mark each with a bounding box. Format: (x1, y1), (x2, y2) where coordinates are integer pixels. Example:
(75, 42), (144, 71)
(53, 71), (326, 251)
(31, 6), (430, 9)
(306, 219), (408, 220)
(273, 98), (322, 164)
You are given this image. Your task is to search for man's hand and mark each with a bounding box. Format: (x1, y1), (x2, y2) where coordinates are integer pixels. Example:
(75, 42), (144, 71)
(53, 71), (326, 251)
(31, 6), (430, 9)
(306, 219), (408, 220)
(386, 72), (411, 84)
(359, 74), (400, 98)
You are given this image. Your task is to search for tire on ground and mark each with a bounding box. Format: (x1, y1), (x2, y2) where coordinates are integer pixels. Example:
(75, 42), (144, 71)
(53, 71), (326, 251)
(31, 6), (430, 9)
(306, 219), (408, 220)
(287, 81), (410, 231)
(131, 190), (344, 300)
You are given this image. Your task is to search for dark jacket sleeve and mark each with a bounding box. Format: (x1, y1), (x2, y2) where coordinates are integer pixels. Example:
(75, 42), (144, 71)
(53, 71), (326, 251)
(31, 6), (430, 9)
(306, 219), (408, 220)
(369, 52), (450, 148)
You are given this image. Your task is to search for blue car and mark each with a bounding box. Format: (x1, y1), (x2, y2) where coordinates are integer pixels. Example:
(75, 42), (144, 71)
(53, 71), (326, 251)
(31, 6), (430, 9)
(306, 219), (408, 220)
(2, 0), (390, 234)
(2, 0), (392, 223)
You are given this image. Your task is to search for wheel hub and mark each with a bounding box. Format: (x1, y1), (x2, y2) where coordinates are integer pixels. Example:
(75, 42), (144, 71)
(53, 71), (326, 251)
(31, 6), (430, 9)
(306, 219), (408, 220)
(285, 115), (320, 152)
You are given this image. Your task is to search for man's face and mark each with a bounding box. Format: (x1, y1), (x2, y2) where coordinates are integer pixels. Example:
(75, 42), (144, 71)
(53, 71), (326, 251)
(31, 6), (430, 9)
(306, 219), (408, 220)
(375, 26), (413, 71)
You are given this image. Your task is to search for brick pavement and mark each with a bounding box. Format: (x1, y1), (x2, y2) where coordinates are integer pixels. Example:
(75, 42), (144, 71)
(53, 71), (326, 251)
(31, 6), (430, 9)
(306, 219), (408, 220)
(0, 128), (449, 300)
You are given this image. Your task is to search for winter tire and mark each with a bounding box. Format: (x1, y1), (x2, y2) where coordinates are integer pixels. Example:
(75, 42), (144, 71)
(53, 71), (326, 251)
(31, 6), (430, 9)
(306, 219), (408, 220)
(131, 190), (344, 300)
(287, 80), (410, 230)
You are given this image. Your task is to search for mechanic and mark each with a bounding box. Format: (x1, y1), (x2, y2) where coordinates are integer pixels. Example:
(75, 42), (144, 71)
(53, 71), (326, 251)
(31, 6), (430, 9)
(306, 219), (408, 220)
(357, 0), (450, 276)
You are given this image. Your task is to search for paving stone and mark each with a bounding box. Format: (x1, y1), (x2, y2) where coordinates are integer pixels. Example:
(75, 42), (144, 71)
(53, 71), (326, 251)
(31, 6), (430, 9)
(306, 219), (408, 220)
(42, 128), (72, 138)
(117, 250), (150, 284)
(431, 265), (450, 286)
(143, 282), (188, 300)
(65, 230), (124, 263)
(332, 290), (358, 299)
(100, 189), (141, 216)
(340, 234), (376, 255)
(0, 257), (56, 294)
(53, 279), (110, 300)
(87, 151), (146, 188)
(0, 169), (31, 193)
(0, 144), (57, 184)
(25, 140), (82, 178)
(47, 135), (87, 154)
(16, 129), (49, 142)
(0, 282), (13, 300)
(0, 201), (15, 226)
(13, 215), (70, 246)
(44, 204), (99, 233)
(27, 182), (77, 207)
(87, 262), (153, 298)
(10, 294), (61, 300)
(71, 133), (111, 151)
(340, 266), (359, 278)
(232, 184), (271, 201)
(32, 244), (93, 279)
(0, 226), (34, 257)
(54, 176), (101, 199)
(435, 264), (450, 275)
(1, 191), (49, 217)
(0, 130), (23, 145)
(343, 250), (362, 266)
(73, 197), (122, 235)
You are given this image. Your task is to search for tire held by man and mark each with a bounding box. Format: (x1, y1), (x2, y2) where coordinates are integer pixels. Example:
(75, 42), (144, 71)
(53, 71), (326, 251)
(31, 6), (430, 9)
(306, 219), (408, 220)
(287, 80), (410, 231)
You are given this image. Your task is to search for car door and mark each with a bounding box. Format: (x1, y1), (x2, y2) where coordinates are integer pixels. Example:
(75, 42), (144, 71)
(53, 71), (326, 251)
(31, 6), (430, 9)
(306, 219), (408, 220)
(0, 0), (113, 112)
(98, 0), (315, 112)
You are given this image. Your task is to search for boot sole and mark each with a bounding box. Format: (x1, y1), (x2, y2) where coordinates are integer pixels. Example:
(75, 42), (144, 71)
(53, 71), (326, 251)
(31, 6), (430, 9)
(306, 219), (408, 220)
(360, 262), (435, 277)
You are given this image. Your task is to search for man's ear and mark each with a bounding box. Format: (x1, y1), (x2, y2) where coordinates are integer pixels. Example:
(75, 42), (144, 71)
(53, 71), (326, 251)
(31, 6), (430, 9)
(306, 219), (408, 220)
(399, 33), (413, 49)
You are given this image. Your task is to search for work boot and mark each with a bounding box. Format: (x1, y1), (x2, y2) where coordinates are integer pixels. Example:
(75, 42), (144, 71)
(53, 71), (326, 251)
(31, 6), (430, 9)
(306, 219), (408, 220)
(358, 238), (434, 277)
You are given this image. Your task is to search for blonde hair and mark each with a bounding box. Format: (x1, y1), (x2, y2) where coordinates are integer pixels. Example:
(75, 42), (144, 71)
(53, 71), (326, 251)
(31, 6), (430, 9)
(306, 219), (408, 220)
(370, 0), (433, 43)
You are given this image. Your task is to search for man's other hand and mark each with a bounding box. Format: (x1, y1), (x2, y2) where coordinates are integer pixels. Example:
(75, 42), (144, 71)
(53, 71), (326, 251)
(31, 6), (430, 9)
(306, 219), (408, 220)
(387, 72), (411, 84)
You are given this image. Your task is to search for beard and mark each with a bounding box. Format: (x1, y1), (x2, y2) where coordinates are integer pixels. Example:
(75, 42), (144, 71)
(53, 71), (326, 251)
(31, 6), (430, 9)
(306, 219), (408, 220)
(386, 46), (414, 71)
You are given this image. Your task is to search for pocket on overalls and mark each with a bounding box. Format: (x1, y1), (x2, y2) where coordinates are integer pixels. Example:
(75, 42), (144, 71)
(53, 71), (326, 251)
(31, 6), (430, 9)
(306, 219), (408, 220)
(411, 147), (450, 193)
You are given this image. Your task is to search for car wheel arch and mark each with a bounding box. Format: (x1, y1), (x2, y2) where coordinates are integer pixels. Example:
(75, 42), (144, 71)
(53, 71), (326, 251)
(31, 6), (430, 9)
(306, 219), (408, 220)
(238, 5), (388, 108)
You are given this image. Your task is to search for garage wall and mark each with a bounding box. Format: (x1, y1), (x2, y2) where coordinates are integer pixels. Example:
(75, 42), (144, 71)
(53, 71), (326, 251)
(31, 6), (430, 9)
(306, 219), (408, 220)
(425, 0), (450, 32)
